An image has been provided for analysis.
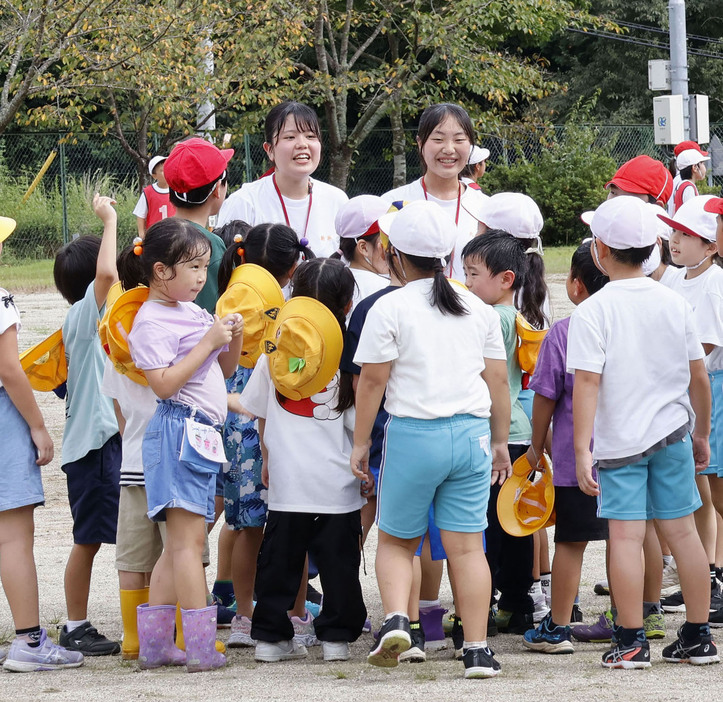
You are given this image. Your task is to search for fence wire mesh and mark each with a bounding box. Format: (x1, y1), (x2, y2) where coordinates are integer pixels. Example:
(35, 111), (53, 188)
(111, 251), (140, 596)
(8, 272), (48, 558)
(1, 124), (721, 259)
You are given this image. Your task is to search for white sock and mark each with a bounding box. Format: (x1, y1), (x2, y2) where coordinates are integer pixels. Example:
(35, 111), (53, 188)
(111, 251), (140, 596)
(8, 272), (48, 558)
(463, 639), (487, 650)
(529, 580), (542, 595)
(419, 599), (440, 609)
(384, 611), (408, 622)
(65, 619), (88, 632)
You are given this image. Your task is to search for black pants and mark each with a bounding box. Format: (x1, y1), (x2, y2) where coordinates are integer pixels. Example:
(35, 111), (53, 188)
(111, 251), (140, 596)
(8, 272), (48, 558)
(485, 444), (534, 614)
(251, 510), (367, 643)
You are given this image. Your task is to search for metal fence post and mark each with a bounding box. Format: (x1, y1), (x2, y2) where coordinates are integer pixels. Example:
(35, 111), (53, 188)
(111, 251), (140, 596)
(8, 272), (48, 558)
(244, 133), (252, 184)
(59, 136), (69, 245)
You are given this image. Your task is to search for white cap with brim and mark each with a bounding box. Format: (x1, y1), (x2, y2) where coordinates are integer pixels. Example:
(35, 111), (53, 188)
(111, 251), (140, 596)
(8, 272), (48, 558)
(657, 194), (719, 242)
(583, 203), (672, 242)
(468, 145), (490, 165)
(676, 148), (710, 171)
(148, 155), (168, 176)
(378, 200), (456, 258)
(590, 196), (660, 249)
(462, 192), (543, 239)
(335, 195), (390, 239)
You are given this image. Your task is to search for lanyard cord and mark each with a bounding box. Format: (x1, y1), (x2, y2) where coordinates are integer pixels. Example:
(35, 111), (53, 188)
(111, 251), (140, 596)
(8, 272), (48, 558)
(421, 177), (461, 277)
(273, 173), (313, 239)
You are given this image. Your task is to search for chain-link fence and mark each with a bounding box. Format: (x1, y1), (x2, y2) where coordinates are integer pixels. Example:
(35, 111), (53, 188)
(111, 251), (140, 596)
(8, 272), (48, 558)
(1, 124), (722, 259)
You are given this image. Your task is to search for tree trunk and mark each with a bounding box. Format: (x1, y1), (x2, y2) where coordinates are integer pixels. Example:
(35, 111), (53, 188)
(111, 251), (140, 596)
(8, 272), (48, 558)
(327, 142), (352, 191)
(389, 99), (406, 188)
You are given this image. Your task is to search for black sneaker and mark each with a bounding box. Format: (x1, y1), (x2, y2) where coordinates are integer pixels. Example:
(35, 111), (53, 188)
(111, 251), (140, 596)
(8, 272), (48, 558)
(59, 621), (120, 656)
(399, 620), (425, 663)
(601, 637), (651, 669)
(710, 581), (723, 610)
(710, 605), (723, 628)
(494, 609), (534, 634)
(463, 646), (502, 678)
(451, 615), (464, 660)
(661, 591), (686, 613)
(662, 626), (720, 665)
(571, 604), (584, 623)
(367, 614), (411, 667)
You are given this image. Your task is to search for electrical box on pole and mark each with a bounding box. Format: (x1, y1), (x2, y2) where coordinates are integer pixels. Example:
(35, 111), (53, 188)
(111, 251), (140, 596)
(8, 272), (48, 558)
(689, 95), (710, 144)
(648, 60), (671, 90)
(653, 95), (685, 145)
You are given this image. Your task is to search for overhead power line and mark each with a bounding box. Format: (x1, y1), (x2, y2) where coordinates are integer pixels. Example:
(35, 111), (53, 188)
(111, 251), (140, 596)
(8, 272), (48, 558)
(612, 19), (723, 47)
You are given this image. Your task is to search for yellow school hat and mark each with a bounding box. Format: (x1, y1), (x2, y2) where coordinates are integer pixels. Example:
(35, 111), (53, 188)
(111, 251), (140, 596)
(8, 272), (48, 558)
(102, 286), (149, 386)
(19, 328), (67, 391)
(216, 264), (284, 368)
(0, 216), (17, 243)
(262, 296), (343, 401)
(497, 452), (555, 537)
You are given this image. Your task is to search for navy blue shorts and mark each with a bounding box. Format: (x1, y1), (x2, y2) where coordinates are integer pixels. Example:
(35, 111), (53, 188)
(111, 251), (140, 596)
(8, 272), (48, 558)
(62, 433), (121, 544)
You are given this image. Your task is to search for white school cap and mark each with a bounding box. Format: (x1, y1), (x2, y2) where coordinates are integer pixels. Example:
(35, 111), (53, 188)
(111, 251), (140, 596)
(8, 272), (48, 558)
(148, 155), (168, 176)
(657, 194), (719, 242)
(334, 195), (390, 240)
(462, 192), (543, 238)
(676, 147), (709, 171)
(468, 145), (490, 165)
(378, 200), (456, 258)
(589, 196), (659, 249)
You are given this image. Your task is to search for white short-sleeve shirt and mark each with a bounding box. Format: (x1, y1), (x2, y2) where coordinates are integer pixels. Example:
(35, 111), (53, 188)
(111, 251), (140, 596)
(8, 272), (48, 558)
(567, 277), (703, 460)
(0, 288), (20, 390)
(353, 278), (506, 419)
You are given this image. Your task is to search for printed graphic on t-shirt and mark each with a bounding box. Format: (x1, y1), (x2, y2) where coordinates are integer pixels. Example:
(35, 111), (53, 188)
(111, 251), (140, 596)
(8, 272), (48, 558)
(275, 376), (341, 421)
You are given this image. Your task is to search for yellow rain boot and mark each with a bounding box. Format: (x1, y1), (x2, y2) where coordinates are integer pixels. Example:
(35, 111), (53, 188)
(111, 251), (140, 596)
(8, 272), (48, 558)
(120, 587), (149, 660)
(175, 604), (226, 654)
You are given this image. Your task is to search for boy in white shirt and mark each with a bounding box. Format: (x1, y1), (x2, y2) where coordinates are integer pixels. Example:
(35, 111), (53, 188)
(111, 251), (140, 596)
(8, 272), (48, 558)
(568, 196), (718, 668)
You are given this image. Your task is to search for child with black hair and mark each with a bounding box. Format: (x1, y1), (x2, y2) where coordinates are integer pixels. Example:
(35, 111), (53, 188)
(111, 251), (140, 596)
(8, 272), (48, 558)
(521, 241), (610, 655)
(54, 194), (122, 658)
(240, 257), (367, 664)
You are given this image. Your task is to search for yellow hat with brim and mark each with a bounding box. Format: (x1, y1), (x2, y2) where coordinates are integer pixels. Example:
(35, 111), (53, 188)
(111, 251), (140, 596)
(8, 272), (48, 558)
(216, 264), (284, 368)
(102, 286), (149, 386)
(497, 452), (555, 537)
(262, 296), (342, 401)
(0, 216), (16, 243)
(19, 328), (67, 391)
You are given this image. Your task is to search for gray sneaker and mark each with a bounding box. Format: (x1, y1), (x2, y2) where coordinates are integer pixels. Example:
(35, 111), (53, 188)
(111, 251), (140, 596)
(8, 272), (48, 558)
(3, 629), (84, 672)
(0, 647), (6, 665)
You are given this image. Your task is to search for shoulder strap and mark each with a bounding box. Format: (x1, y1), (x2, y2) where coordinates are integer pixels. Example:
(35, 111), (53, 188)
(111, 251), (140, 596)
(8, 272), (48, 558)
(673, 181), (695, 212)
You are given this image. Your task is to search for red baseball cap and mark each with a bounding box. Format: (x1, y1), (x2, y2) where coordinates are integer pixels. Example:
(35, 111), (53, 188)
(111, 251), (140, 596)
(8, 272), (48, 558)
(605, 155), (673, 205)
(704, 197), (723, 216)
(674, 140), (708, 157)
(164, 137), (234, 195)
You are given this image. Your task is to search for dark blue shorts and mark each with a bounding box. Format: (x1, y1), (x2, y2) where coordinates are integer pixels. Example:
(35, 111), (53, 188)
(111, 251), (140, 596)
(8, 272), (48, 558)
(62, 433), (121, 544)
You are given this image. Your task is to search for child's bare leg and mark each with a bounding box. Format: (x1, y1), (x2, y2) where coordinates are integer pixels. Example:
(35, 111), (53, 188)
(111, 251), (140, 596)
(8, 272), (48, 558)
(549, 542), (586, 626)
(717, 512), (723, 568)
(419, 539), (443, 601)
(608, 519), (646, 628)
(538, 528), (551, 575)
(694, 475), (717, 564)
(148, 550), (177, 605)
(441, 530), (490, 641)
(289, 556), (309, 618)
(163, 508), (207, 610)
(708, 475), (723, 520)
(532, 531), (541, 580)
(0, 506), (39, 629)
(361, 497), (376, 546)
(64, 542), (101, 621)
(231, 526), (264, 619)
(376, 531), (418, 615)
(408, 556), (422, 621)
(119, 570), (148, 590)
(215, 523), (236, 582)
(642, 521), (663, 603)
(657, 514), (710, 624)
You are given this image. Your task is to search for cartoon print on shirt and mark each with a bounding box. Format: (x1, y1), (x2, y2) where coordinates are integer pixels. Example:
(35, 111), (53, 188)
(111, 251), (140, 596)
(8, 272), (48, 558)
(275, 373), (341, 420)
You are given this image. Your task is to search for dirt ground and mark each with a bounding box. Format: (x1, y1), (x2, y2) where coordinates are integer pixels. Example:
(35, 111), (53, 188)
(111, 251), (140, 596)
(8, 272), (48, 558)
(1, 278), (721, 700)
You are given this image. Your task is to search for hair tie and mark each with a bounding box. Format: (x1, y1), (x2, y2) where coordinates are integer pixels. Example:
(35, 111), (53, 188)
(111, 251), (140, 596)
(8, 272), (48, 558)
(299, 237), (309, 248)
(234, 233), (243, 243)
(133, 236), (143, 256)
(237, 246), (245, 258)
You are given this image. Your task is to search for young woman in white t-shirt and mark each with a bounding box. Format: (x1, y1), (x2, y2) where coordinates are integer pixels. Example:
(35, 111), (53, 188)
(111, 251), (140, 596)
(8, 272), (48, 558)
(382, 103), (485, 282)
(351, 201), (512, 678)
(659, 195), (723, 608)
(217, 102), (348, 258)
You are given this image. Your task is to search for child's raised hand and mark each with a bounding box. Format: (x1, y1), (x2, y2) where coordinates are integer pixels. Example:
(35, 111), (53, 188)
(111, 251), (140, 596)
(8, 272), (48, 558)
(204, 314), (234, 350)
(221, 312), (244, 338)
(92, 193), (117, 225)
(31, 426), (54, 466)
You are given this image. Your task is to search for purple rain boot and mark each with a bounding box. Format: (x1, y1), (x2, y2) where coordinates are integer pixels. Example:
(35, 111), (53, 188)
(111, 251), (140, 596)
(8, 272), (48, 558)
(137, 603), (186, 669)
(419, 606), (449, 651)
(181, 605), (227, 673)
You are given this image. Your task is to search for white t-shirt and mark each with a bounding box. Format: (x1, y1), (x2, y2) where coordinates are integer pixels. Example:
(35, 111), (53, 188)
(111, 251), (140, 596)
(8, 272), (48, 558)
(353, 278), (506, 419)
(0, 288), (20, 390)
(382, 178), (484, 282)
(217, 176), (348, 258)
(659, 264), (683, 287)
(349, 268), (388, 317)
(239, 354), (364, 514)
(567, 277), (703, 461)
(101, 359), (158, 486)
(132, 183), (170, 218)
(662, 264), (723, 372)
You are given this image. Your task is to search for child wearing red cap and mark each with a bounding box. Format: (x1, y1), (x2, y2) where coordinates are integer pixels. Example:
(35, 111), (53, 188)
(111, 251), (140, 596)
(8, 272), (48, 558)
(605, 155), (673, 208)
(667, 141), (710, 216)
(164, 137), (234, 315)
(705, 197), (723, 256)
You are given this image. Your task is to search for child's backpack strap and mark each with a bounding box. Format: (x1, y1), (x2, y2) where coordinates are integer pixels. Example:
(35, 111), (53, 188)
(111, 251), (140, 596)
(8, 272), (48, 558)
(673, 180), (696, 213)
(515, 312), (547, 376)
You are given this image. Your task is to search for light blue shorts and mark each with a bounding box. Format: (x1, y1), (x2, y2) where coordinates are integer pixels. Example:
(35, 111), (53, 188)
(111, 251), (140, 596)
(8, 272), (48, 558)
(142, 400), (222, 523)
(0, 388), (44, 512)
(597, 436), (702, 521)
(377, 414), (491, 538)
(707, 370), (723, 477)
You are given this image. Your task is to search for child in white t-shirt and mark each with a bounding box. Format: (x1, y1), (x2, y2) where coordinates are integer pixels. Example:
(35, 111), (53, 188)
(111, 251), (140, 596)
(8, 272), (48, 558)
(569, 196), (717, 668)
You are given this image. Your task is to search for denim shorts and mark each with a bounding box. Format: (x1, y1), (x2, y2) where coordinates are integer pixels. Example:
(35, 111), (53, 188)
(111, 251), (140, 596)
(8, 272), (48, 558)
(597, 436), (702, 521)
(0, 388), (45, 512)
(143, 400), (222, 523)
(377, 414), (492, 537)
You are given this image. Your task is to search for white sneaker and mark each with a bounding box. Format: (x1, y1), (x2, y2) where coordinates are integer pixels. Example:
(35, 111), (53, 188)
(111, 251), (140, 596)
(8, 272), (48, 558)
(0, 648), (6, 666)
(290, 609), (319, 647)
(254, 639), (308, 662)
(322, 641), (350, 661)
(228, 615), (255, 648)
(3, 630), (84, 672)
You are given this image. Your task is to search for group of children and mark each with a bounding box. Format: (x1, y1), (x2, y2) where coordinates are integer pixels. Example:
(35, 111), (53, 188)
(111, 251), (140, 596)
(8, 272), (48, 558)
(2, 99), (723, 680)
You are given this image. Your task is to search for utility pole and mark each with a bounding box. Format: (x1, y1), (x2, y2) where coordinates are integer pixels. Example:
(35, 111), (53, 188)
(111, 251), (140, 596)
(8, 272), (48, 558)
(668, 0), (689, 138)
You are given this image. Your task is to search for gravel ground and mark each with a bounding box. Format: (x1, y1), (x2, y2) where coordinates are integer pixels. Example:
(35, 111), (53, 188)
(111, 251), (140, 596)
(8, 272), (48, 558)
(1, 279), (721, 700)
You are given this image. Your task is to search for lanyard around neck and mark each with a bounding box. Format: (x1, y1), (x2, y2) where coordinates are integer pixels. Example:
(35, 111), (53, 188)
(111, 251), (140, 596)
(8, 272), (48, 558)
(421, 176), (461, 226)
(273, 173), (313, 239)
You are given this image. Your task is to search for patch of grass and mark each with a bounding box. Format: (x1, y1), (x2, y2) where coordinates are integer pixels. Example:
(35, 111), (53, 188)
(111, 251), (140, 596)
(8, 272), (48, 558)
(544, 245), (577, 275)
(0, 258), (55, 292)
(330, 669), (348, 679)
